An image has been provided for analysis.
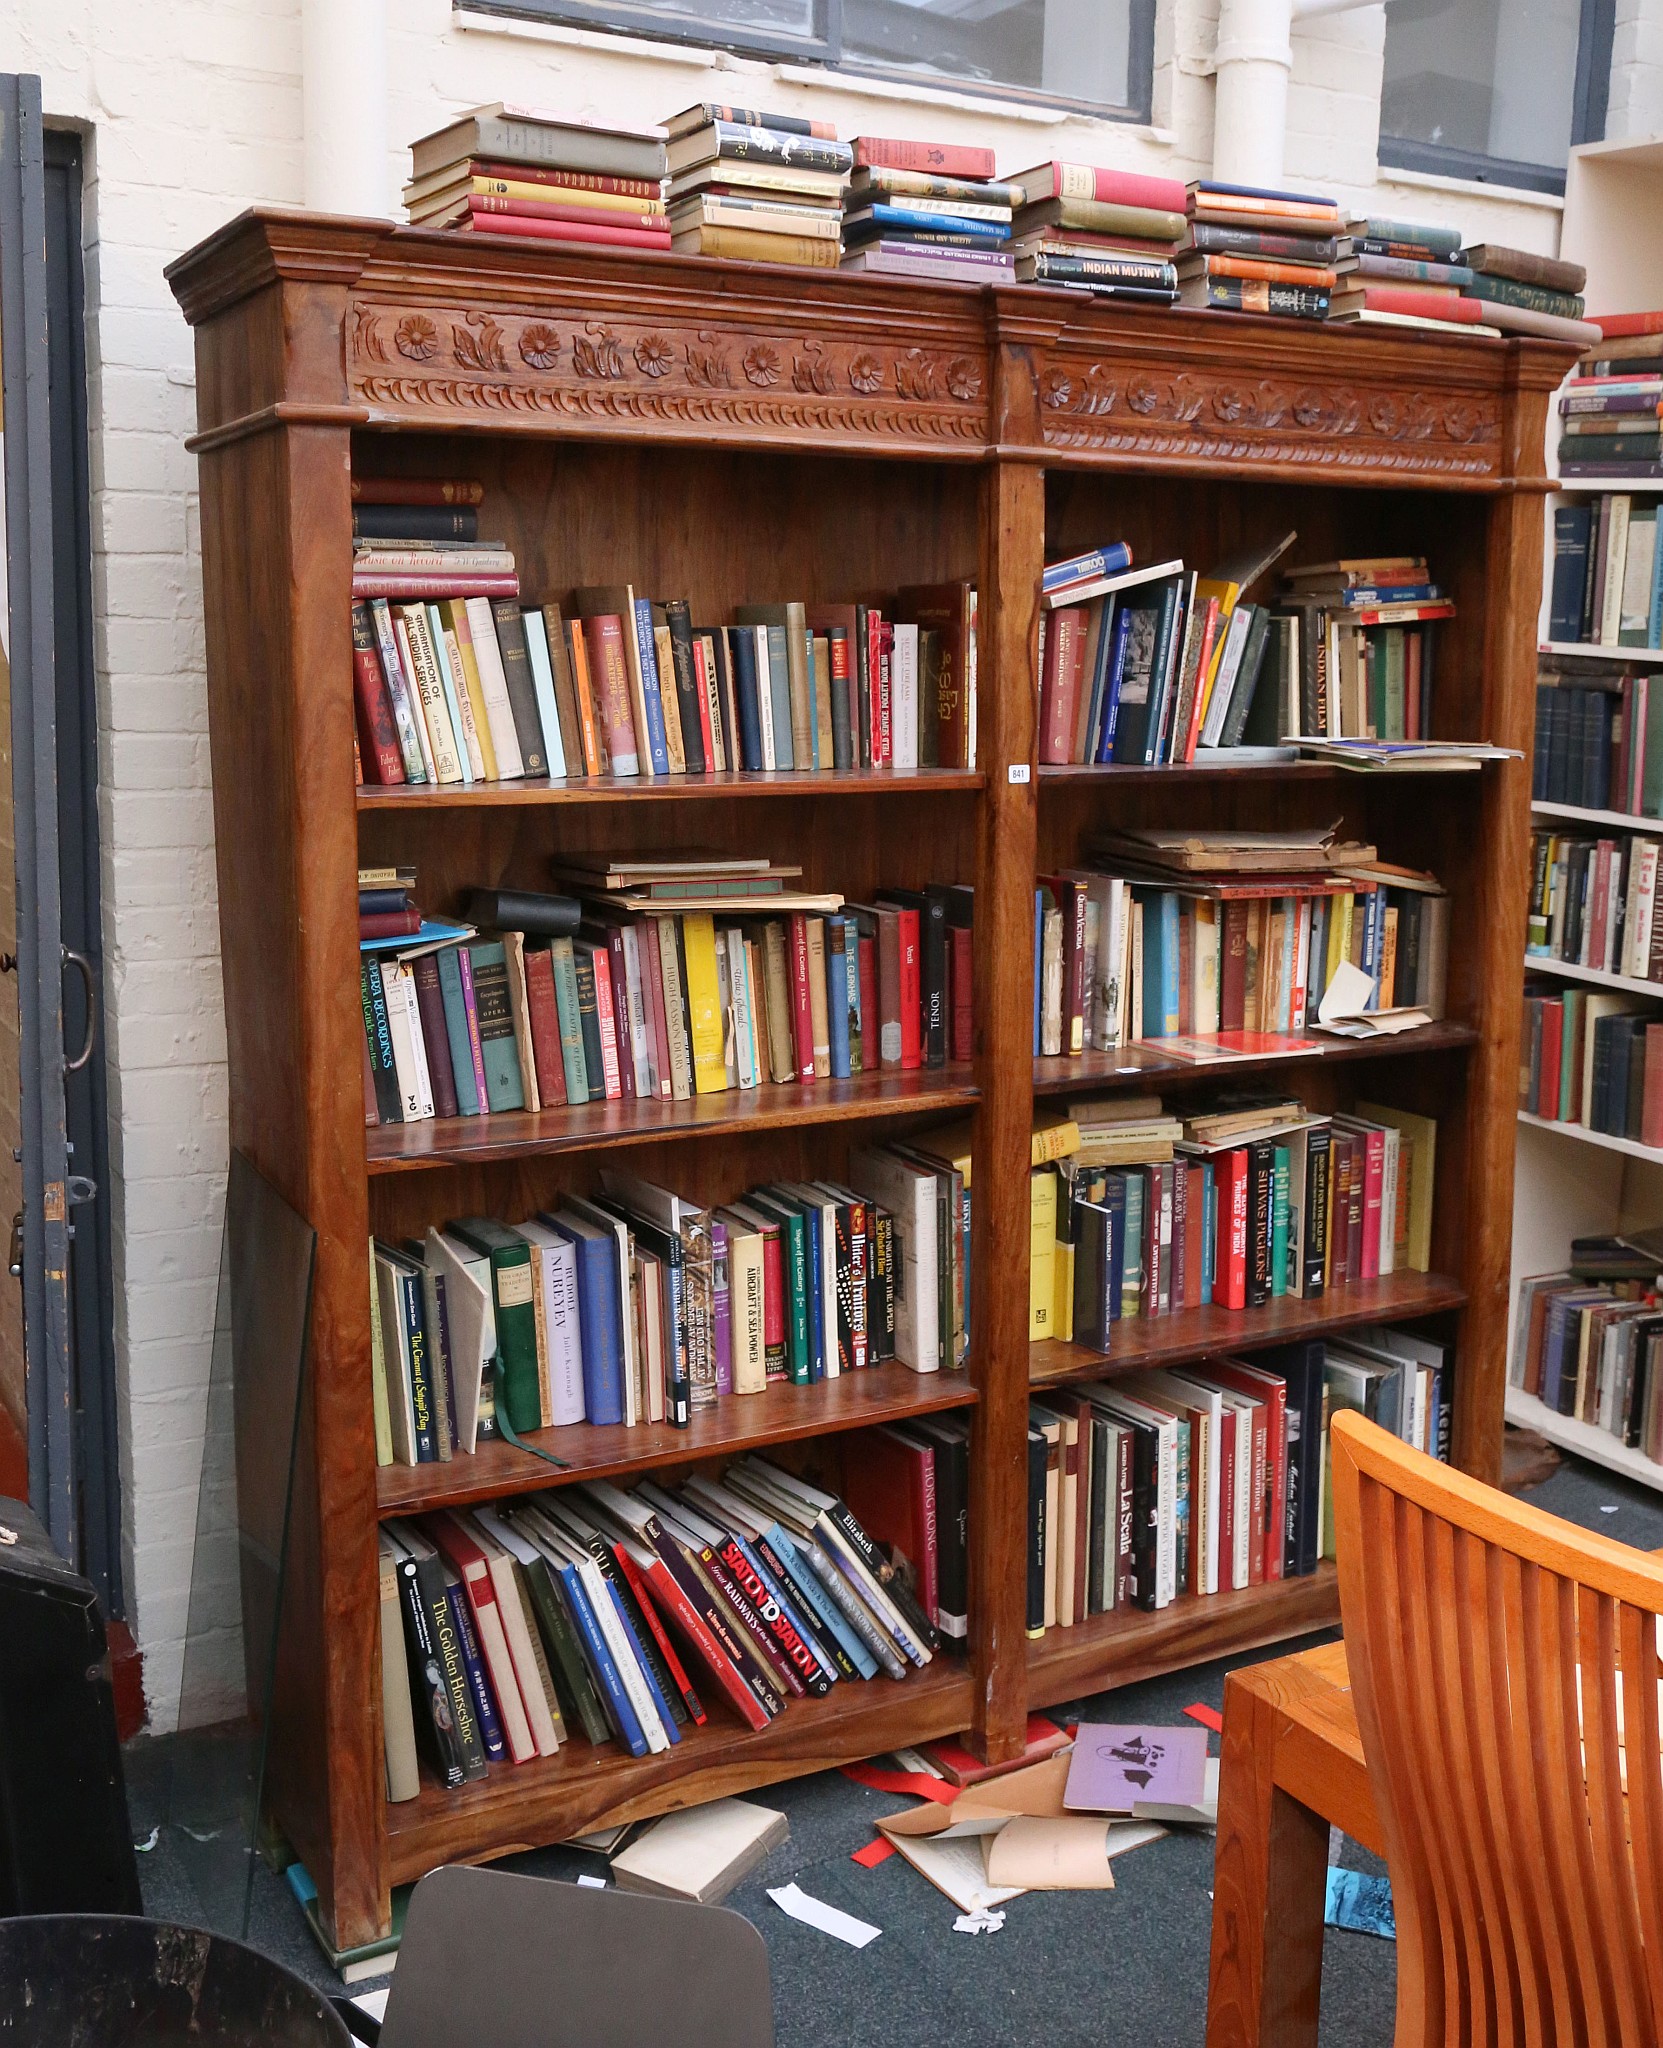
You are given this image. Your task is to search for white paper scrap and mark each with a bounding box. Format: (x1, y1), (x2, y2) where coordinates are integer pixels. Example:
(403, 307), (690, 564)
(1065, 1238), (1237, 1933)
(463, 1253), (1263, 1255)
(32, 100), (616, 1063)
(954, 1908), (1006, 1934)
(352, 1990), (390, 2023)
(1317, 959), (1375, 1025)
(767, 1882), (882, 1949)
(577, 1874), (607, 1888)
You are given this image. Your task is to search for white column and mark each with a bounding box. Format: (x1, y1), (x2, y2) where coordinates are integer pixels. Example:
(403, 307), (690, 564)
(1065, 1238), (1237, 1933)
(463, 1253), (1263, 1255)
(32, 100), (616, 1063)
(1212, 0), (1295, 189)
(302, 0), (391, 216)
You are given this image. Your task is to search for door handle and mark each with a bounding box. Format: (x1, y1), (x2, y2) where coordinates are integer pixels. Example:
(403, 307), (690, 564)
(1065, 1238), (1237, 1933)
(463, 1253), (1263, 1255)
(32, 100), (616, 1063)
(62, 947), (97, 1073)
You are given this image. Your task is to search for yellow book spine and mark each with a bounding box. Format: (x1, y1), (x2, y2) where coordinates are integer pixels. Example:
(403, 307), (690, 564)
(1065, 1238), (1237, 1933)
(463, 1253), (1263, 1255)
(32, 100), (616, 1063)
(1053, 1239), (1075, 1344)
(441, 599), (500, 780)
(681, 912), (728, 1095)
(468, 176), (666, 216)
(670, 225), (841, 268)
(1326, 891), (1352, 994)
(1029, 1166), (1057, 1341)
(367, 1238), (393, 1467)
(1031, 1119), (1082, 1165)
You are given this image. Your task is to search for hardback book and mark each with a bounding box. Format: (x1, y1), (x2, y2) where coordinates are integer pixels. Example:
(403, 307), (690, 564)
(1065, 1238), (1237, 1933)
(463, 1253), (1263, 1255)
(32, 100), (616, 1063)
(610, 1797), (789, 1904)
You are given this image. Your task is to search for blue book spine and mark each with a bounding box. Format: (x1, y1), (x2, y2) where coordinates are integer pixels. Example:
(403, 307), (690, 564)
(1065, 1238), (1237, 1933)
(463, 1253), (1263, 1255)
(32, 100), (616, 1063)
(632, 598), (672, 776)
(753, 1526), (849, 1680)
(961, 1183), (973, 1350)
(558, 1562), (648, 1756)
(729, 628), (765, 771)
(800, 1203), (826, 1383)
(826, 917), (852, 1079)
(398, 1268), (437, 1463)
(1540, 1302), (1569, 1412)
(1139, 890), (1181, 1038)
(445, 1585), (506, 1760)
(1341, 584), (1441, 606)
(1201, 1162), (1216, 1305)
(1042, 541), (1133, 593)
(730, 1532), (832, 1686)
(1649, 517), (1663, 649)
(1095, 604), (1135, 763)
(1103, 1176), (1126, 1328)
(862, 201), (1011, 241)
(659, 1251), (692, 1429)
(1279, 899), (1297, 1033)
(561, 1226), (626, 1426)
(1362, 890), (1384, 1010)
(603, 1575), (680, 1746)
(777, 1525), (876, 1678)
(435, 946), (480, 1116)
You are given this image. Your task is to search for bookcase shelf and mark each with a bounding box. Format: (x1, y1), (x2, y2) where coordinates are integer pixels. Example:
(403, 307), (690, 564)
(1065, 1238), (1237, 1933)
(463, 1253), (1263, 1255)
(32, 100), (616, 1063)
(357, 766), (985, 810)
(1538, 640), (1663, 664)
(1532, 798), (1658, 831)
(1025, 1563), (1341, 1706)
(1029, 1271), (1466, 1389)
(1522, 952), (1663, 997)
(1504, 1385), (1663, 1489)
(364, 1065), (979, 1174)
(1031, 1021), (1478, 1099)
(1517, 1107), (1663, 1164)
(375, 1366), (978, 1516)
(170, 215), (1570, 1948)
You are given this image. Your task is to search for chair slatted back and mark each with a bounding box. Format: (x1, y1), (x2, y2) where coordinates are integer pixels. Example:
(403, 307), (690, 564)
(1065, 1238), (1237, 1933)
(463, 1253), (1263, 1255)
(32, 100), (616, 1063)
(1330, 1409), (1663, 2047)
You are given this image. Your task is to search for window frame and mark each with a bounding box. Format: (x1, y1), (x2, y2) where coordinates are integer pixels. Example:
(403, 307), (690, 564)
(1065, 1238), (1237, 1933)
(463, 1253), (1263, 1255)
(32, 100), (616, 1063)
(1376, 0), (1614, 197)
(461, 0), (1158, 126)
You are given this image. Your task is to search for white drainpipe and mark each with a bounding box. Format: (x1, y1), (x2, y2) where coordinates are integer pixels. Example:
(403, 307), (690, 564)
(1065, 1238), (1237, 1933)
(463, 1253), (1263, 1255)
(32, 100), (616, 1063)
(1212, 0), (1389, 187)
(302, 0), (391, 215)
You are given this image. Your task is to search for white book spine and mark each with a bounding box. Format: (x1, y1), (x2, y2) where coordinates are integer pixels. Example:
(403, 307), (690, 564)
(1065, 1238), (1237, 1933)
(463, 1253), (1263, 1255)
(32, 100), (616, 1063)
(485, 1548), (561, 1755)
(891, 622), (919, 771)
(521, 608), (567, 777)
(463, 595), (526, 777)
(619, 924), (656, 1099)
(398, 605), (464, 783)
(544, 1237), (587, 1425)
(752, 624), (777, 771)
(427, 606), (479, 783)
(380, 960), (431, 1120)
(728, 929), (757, 1089)
(390, 611), (440, 783)
(580, 1555), (670, 1752)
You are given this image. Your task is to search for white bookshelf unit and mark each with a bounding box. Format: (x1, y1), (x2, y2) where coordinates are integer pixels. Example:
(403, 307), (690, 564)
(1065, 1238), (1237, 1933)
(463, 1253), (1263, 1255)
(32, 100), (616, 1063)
(1511, 135), (1663, 1486)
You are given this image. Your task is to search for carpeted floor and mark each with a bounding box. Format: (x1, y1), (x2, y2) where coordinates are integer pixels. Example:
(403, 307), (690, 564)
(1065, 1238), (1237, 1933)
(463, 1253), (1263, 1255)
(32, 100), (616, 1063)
(128, 1447), (1663, 2047)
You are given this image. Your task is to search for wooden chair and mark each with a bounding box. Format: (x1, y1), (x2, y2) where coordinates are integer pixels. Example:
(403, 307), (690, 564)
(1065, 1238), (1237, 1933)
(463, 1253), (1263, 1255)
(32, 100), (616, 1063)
(1329, 1406), (1663, 2046)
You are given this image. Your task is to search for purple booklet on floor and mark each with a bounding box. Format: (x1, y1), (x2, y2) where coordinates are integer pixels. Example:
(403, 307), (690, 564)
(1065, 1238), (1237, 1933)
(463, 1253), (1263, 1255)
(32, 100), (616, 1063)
(1063, 1723), (1211, 1814)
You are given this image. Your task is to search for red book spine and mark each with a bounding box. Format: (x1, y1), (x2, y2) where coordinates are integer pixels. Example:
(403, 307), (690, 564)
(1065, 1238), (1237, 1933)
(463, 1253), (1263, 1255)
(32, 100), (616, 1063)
(1536, 999), (1561, 1119)
(360, 908), (421, 939)
(911, 1440), (940, 1636)
(350, 601), (405, 784)
(411, 954), (459, 1121)
(630, 1548), (767, 1730)
(1169, 1161), (1188, 1313)
(1221, 901), (1249, 1032)
(948, 926), (973, 1064)
(1066, 884), (1086, 1053)
(1219, 1149), (1249, 1310)
(1039, 607), (1082, 765)
(858, 934), (879, 1074)
(1247, 1404), (1267, 1586)
(854, 135), (996, 178)
(875, 618), (892, 765)
(605, 925), (634, 1099)
(470, 159), (661, 199)
(896, 908), (922, 1070)
(713, 1537), (830, 1695)
(789, 913), (816, 1082)
(351, 573), (520, 597)
(691, 638), (718, 774)
(641, 917), (674, 1099)
(1182, 600), (1220, 762)
(1185, 1165), (1206, 1305)
(1142, 1167), (1162, 1316)
(760, 1227), (787, 1380)
(1043, 161), (1187, 212)
(694, 1542), (805, 1697)
(610, 1543), (706, 1725)
(464, 192), (667, 231)
(462, 209), (673, 250)
(1645, 1024), (1663, 1148)
(1266, 1394), (1287, 1583)
(1352, 284), (1488, 324)
(1592, 310), (1663, 338)
(1329, 1136), (1351, 1287)
(587, 943), (624, 1101)
(352, 476), (484, 505)
(847, 1197), (870, 1372)
(1358, 1130), (1385, 1279)
(455, 947), (491, 1110)
(521, 947), (568, 1109)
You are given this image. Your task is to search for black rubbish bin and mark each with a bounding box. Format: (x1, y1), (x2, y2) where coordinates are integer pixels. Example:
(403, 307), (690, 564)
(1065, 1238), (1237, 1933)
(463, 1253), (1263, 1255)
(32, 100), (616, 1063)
(0, 1916), (352, 2045)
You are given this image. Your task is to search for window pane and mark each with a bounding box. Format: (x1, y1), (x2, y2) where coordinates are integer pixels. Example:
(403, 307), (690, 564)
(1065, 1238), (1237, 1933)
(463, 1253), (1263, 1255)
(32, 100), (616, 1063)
(1381, 0), (1582, 172)
(841, 0), (1132, 112)
(620, 0), (818, 35)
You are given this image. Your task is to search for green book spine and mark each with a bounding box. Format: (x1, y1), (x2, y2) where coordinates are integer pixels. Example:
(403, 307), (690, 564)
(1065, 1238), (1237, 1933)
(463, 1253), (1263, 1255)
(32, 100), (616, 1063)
(447, 1215), (540, 1433)
(522, 1552), (613, 1746)
(571, 949), (606, 1098)
(778, 1207), (811, 1385)
(467, 941), (525, 1112)
(548, 937), (590, 1104)
(1643, 686), (1663, 818)
(1271, 1145), (1291, 1298)
(1384, 629), (1406, 740)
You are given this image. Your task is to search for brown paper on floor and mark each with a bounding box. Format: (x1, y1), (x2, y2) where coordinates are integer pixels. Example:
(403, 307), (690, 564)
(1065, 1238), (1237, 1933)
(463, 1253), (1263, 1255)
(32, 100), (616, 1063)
(982, 1815), (1167, 1890)
(874, 1754), (1074, 1843)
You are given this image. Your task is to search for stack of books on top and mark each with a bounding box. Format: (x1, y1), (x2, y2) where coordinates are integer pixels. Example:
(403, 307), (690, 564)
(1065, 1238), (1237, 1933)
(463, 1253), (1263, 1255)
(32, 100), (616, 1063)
(1460, 242), (1600, 346)
(1008, 161), (1184, 303)
(664, 104), (850, 269)
(841, 135), (1016, 286)
(1178, 182), (1342, 320)
(1328, 217), (1489, 335)
(403, 104), (668, 252)
(1558, 318), (1663, 479)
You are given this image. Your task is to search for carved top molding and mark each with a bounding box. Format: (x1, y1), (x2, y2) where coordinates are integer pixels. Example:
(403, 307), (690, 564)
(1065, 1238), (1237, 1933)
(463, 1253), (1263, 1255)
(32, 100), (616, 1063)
(168, 210), (1578, 487)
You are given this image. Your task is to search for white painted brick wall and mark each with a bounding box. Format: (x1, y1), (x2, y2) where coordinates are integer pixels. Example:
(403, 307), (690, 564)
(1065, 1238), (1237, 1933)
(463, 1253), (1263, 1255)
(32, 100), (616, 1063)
(0, 0), (1626, 1730)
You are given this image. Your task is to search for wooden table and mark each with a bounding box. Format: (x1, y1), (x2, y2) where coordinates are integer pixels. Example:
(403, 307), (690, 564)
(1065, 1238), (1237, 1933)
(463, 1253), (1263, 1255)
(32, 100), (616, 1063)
(1204, 1640), (1383, 2048)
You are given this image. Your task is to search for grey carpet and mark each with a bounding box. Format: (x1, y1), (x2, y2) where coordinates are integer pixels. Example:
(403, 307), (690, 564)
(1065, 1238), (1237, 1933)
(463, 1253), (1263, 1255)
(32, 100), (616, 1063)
(126, 1447), (1663, 2046)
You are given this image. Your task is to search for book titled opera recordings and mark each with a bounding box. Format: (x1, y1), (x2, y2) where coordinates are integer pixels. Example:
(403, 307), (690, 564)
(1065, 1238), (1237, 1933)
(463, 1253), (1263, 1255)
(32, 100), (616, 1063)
(360, 857), (973, 1134)
(1032, 825), (1449, 1062)
(379, 1443), (964, 1798)
(350, 495), (976, 782)
(370, 1140), (971, 1471)
(1028, 1091), (1438, 1352)
(1021, 1322), (1448, 1628)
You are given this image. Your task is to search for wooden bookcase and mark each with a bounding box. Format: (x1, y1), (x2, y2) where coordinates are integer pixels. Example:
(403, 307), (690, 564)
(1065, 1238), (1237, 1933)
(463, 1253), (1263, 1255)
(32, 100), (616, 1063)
(168, 211), (1572, 1947)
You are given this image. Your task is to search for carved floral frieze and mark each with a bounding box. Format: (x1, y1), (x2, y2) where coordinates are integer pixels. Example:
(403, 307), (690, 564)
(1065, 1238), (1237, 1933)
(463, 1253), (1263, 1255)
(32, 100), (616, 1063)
(347, 299), (989, 445)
